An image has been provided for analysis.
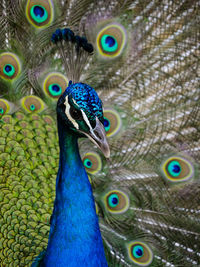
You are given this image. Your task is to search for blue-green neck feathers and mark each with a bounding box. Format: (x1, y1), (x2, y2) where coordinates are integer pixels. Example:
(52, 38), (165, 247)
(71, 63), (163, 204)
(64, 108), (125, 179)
(38, 83), (108, 266)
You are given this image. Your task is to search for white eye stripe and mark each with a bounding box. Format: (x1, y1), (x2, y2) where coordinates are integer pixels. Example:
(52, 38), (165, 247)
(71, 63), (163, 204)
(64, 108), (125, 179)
(80, 109), (93, 131)
(64, 96), (94, 131)
(64, 96), (79, 129)
(71, 97), (79, 108)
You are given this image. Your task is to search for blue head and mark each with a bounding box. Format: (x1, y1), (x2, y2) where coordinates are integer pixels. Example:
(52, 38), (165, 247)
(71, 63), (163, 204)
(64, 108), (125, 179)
(57, 82), (110, 157)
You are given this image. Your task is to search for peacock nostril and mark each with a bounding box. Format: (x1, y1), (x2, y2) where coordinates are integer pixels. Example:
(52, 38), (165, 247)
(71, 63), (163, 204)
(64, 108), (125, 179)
(94, 130), (102, 140)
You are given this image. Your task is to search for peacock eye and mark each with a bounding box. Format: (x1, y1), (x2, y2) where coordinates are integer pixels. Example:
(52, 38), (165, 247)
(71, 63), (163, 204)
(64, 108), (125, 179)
(82, 152), (102, 174)
(103, 109), (121, 137)
(0, 52), (21, 80)
(26, 0), (54, 28)
(69, 106), (83, 120)
(31, 5), (48, 24)
(96, 23), (126, 58)
(48, 84), (62, 96)
(0, 99), (10, 115)
(104, 190), (129, 214)
(30, 104), (36, 111)
(133, 245), (144, 258)
(3, 64), (15, 77)
(103, 117), (110, 132)
(43, 72), (68, 100)
(20, 95), (45, 113)
(108, 194), (119, 208)
(168, 160), (181, 177)
(101, 35), (118, 53)
(128, 241), (153, 266)
(84, 158), (93, 169)
(161, 156), (194, 182)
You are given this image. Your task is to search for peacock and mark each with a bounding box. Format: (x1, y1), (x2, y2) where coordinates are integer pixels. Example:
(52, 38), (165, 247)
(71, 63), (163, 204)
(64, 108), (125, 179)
(0, 0), (200, 266)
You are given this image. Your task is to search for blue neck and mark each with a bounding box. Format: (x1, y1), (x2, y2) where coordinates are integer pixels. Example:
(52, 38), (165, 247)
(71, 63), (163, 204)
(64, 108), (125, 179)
(42, 118), (108, 267)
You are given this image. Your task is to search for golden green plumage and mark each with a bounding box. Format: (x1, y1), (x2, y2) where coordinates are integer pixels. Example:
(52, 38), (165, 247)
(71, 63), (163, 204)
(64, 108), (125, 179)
(0, 113), (58, 266)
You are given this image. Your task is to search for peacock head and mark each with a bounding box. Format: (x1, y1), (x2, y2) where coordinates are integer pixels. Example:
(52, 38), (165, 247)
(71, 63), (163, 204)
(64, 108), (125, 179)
(57, 81), (110, 158)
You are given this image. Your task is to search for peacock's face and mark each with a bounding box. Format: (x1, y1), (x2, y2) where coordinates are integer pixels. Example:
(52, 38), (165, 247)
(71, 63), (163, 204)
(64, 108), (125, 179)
(57, 82), (110, 158)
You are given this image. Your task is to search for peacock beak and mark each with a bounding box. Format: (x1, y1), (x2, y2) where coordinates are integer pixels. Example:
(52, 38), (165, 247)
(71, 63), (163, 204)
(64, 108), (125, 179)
(80, 117), (110, 158)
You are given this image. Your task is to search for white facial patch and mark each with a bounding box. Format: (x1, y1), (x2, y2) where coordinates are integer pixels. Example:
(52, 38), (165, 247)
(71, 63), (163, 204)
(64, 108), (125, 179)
(80, 109), (93, 131)
(81, 110), (101, 141)
(64, 96), (79, 129)
(64, 96), (95, 132)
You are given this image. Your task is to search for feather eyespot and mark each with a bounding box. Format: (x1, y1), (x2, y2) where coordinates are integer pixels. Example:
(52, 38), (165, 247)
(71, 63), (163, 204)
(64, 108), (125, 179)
(26, 0), (54, 28)
(103, 109), (121, 137)
(0, 52), (21, 80)
(49, 84), (62, 96)
(84, 158), (93, 169)
(43, 72), (68, 99)
(82, 152), (102, 174)
(161, 156), (194, 182)
(104, 190), (129, 214)
(96, 23), (127, 58)
(128, 241), (153, 266)
(0, 99), (10, 116)
(20, 96), (45, 113)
